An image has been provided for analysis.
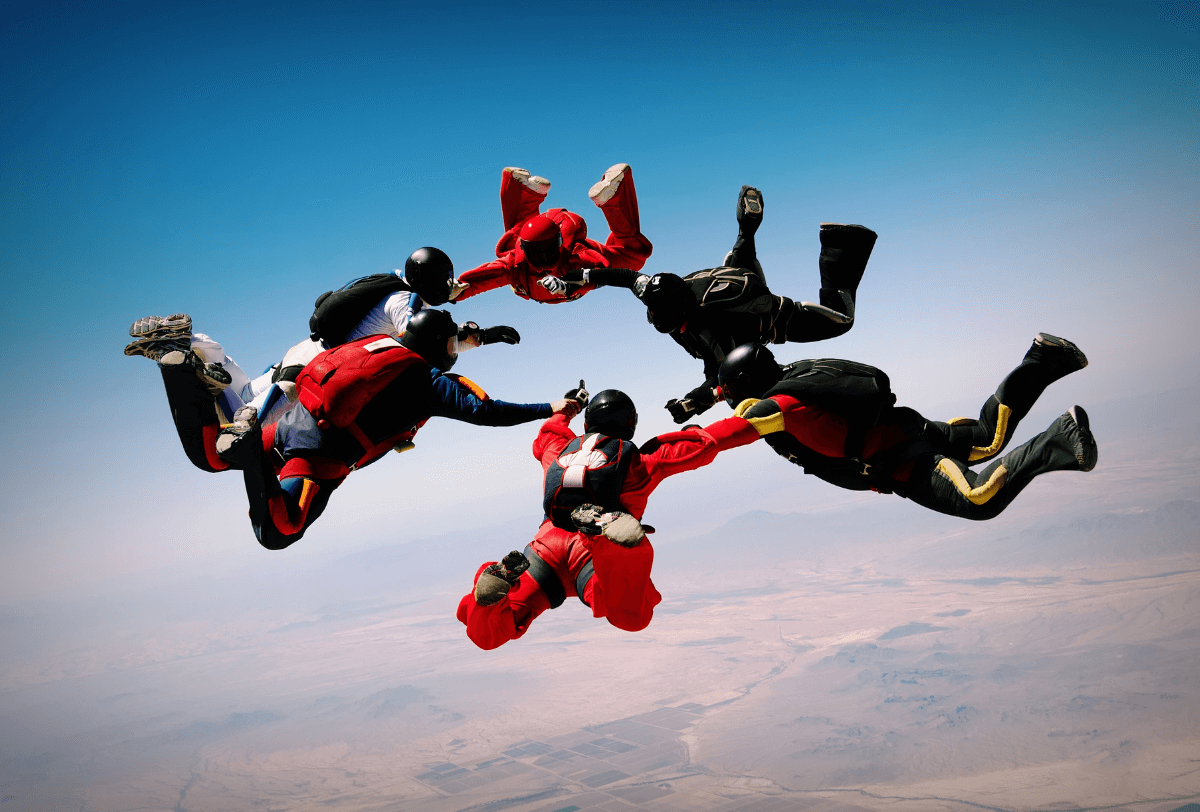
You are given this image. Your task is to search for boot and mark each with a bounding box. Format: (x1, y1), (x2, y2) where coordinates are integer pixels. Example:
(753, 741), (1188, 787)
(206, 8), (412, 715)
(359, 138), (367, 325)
(589, 163), (629, 206)
(818, 223), (877, 316)
(736, 185), (764, 236)
(474, 550), (530, 606)
(158, 348), (231, 395)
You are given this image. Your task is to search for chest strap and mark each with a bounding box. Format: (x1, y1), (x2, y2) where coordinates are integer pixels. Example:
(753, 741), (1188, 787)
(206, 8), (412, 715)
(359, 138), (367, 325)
(562, 434), (602, 488)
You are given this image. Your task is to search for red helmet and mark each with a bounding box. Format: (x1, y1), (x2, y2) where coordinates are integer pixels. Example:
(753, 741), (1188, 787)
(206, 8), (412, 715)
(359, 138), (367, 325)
(519, 214), (563, 270)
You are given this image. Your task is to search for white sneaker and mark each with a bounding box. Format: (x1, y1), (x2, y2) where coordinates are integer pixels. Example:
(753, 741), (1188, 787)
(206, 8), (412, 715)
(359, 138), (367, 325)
(504, 166), (551, 195)
(589, 163), (629, 206)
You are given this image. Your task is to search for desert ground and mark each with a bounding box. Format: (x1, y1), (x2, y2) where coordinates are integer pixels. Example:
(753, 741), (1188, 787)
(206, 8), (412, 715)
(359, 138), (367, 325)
(2, 405), (1198, 812)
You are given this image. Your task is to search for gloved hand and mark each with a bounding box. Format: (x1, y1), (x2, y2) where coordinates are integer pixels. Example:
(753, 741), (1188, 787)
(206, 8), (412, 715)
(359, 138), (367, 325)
(447, 279), (470, 302)
(632, 274), (651, 299)
(665, 398), (696, 424)
(536, 269), (586, 296)
(474, 550), (530, 606)
(481, 325), (520, 345)
(564, 379), (589, 409)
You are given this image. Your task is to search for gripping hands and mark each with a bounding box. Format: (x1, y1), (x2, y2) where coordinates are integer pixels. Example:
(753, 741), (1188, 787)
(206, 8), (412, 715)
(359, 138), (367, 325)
(551, 379), (589, 418)
(536, 269), (586, 297)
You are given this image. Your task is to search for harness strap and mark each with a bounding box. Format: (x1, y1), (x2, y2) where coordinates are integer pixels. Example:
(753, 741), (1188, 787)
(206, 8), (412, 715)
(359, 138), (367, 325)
(563, 434), (601, 488)
(574, 560), (594, 606)
(522, 544), (566, 609)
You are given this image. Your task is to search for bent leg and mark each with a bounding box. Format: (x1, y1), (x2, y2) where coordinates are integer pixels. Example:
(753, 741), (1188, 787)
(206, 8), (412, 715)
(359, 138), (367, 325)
(158, 363), (231, 473)
(582, 535), (662, 632)
(499, 167), (549, 233)
(726, 186), (765, 281)
(242, 463), (336, 550)
(938, 334), (1089, 464)
(817, 223), (877, 320)
(899, 407), (1097, 520)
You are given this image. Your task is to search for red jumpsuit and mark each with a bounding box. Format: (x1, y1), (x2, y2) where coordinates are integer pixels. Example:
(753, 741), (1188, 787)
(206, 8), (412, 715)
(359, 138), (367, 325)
(457, 413), (748, 649)
(455, 168), (653, 304)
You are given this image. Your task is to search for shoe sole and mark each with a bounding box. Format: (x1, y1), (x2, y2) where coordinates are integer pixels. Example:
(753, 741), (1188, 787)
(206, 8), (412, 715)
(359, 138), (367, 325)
(124, 337), (190, 359)
(1036, 333), (1088, 369)
(589, 163), (629, 205)
(129, 314), (192, 339)
(504, 166), (550, 195)
(739, 186), (763, 217)
(1068, 405), (1098, 472)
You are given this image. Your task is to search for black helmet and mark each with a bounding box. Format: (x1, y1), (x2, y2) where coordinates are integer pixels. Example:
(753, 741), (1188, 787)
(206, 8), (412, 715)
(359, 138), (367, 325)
(718, 343), (782, 407)
(404, 247), (455, 305)
(641, 273), (696, 333)
(584, 389), (638, 441)
(400, 309), (458, 371)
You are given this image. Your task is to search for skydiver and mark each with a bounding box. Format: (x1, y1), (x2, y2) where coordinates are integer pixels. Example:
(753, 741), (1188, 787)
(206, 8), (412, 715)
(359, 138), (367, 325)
(123, 247), (514, 421)
(543, 186), (877, 424)
(457, 387), (752, 649)
(133, 308), (579, 549)
(453, 165), (653, 304)
(711, 334), (1097, 520)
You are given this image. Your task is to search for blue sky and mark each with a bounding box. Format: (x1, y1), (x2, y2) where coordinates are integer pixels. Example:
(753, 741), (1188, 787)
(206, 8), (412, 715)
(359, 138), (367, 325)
(1, 1), (1196, 598)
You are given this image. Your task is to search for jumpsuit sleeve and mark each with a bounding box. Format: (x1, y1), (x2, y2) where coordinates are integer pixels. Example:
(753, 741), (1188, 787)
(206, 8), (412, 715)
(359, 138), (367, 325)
(457, 564), (552, 650)
(455, 253), (520, 302)
(532, 413), (577, 467)
(637, 427), (725, 482)
(618, 428), (727, 517)
(714, 394), (850, 458)
(583, 535), (661, 633)
(587, 267), (643, 289)
(429, 372), (553, 426)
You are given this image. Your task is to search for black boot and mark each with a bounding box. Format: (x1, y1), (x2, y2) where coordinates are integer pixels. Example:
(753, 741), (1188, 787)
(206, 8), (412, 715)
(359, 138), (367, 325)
(735, 185), (764, 235)
(818, 223), (877, 317)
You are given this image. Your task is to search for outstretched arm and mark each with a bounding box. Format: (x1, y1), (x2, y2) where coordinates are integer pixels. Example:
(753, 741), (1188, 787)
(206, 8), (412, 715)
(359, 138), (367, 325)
(582, 534), (661, 632)
(454, 255), (519, 302)
(430, 372), (578, 427)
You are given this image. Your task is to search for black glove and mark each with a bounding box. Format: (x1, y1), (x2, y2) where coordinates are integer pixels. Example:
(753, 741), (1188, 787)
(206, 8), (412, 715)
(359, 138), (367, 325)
(564, 379), (589, 408)
(481, 325), (520, 345)
(665, 398), (696, 424)
(665, 384), (717, 424)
